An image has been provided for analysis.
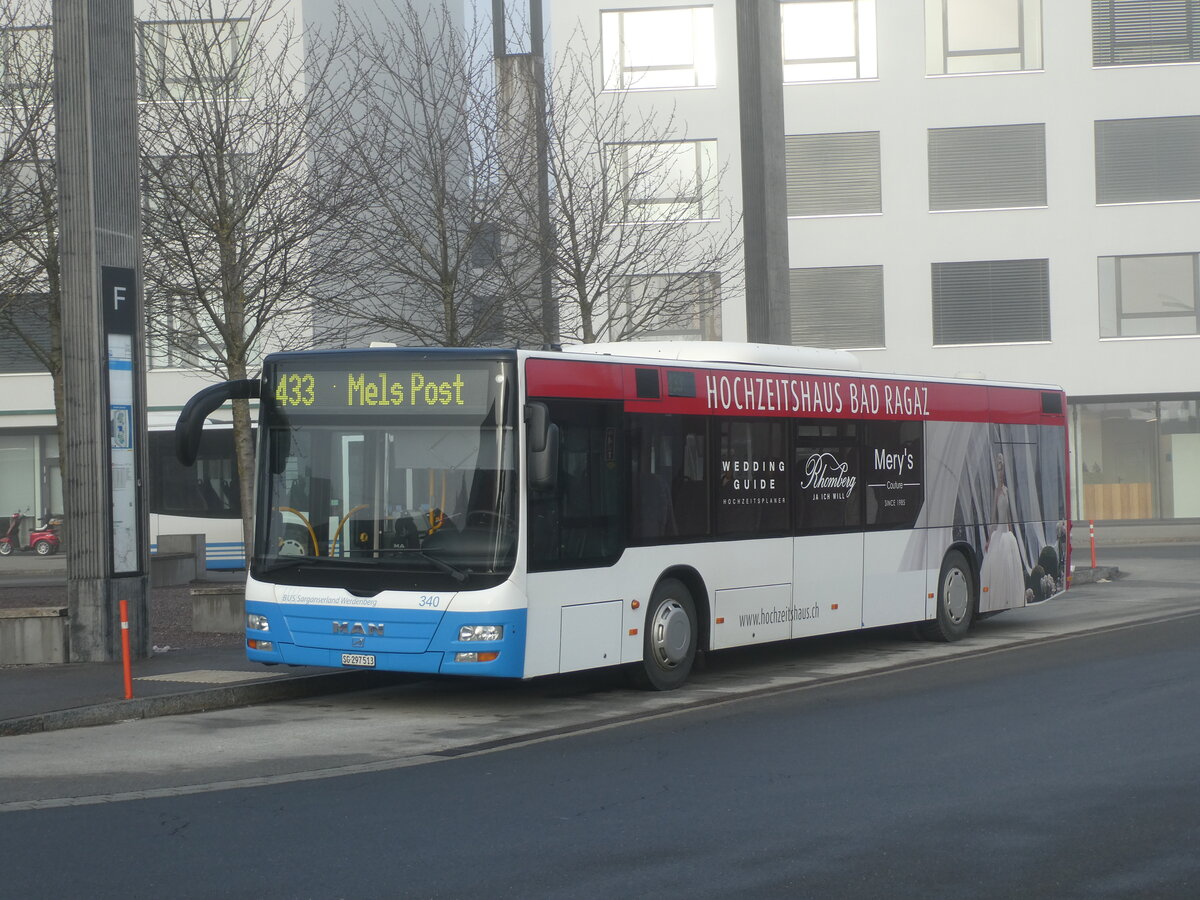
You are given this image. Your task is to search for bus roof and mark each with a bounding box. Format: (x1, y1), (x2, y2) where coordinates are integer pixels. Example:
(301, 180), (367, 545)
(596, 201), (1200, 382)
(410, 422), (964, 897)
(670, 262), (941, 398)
(562, 341), (862, 372)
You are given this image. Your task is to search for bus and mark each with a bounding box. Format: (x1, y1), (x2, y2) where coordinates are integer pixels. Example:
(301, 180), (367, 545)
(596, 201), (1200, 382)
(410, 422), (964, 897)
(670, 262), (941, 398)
(148, 417), (246, 570)
(176, 342), (1070, 690)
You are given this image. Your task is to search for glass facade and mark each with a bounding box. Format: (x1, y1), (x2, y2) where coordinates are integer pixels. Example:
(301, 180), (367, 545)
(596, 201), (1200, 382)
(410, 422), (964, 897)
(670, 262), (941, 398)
(0, 432), (61, 523)
(1070, 397), (1200, 520)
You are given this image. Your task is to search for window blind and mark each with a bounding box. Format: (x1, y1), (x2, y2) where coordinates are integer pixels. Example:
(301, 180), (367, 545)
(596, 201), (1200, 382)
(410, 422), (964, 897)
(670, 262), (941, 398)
(790, 265), (885, 349)
(928, 124), (1046, 211)
(932, 259), (1050, 344)
(1095, 116), (1200, 203)
(1092, 0), (1200, 66)
(785, 132), (881, 216)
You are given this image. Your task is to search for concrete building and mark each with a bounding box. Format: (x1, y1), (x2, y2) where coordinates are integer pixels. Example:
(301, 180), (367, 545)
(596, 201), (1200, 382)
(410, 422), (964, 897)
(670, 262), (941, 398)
(552, 0), (1200, 530)
(2, 0), (1198, 538)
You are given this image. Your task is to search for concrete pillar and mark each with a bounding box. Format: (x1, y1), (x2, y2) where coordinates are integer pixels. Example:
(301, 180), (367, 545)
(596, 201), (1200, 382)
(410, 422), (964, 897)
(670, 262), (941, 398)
(53, 0), (150, 662)
(736, 0), (791, 344)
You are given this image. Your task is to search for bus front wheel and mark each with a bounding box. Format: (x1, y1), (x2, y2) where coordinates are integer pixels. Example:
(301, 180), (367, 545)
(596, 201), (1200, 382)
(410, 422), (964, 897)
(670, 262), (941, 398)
(630, 578), (697, 691)
(920, 550), (975, 642)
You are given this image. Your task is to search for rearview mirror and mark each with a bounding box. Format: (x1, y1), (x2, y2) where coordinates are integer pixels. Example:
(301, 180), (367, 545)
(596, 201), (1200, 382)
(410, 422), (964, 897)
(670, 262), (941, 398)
(525, 402), (558, 492)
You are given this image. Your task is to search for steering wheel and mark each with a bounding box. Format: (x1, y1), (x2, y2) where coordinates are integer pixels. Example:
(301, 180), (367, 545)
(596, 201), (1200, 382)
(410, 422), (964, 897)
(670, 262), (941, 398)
(278, 537), (307, 556)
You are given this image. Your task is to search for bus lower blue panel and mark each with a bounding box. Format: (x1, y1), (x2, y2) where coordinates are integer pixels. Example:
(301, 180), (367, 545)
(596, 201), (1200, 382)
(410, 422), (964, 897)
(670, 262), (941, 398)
(245, 600), (527, 678)
(205, 541), (246, 570)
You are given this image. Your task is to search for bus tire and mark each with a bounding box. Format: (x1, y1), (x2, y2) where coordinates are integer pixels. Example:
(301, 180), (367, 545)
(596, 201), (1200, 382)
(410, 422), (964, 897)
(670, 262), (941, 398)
(629, 578), (697, 691)
(920, 550), (975, 642)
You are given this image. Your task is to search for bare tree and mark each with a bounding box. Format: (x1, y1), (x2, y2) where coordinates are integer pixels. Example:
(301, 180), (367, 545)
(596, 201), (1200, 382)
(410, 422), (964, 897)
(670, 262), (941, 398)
(139, 0), (356, 553)
(313, 0), (535, 349)
(498, 34), (744, 345)
(0, 0), (65, 457)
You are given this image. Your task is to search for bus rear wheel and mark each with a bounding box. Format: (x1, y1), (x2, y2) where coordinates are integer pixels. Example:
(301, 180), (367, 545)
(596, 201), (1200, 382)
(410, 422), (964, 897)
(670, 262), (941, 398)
(920, 550), (975, 642)
(629, 578), (697, 691)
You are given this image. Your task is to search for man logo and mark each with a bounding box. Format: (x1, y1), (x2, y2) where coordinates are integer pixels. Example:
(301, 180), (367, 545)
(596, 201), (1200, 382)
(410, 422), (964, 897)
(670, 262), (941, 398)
(333, 621), (385, 636)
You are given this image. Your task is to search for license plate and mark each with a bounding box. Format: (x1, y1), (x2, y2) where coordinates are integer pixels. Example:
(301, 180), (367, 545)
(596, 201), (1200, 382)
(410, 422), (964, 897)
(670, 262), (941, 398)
(341, 653), (376, 668)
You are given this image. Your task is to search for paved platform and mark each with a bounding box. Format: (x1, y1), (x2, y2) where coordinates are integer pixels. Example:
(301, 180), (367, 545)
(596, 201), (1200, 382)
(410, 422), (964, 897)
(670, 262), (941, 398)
(0, 542), (1193, 738)
(0, 644), (393, 737)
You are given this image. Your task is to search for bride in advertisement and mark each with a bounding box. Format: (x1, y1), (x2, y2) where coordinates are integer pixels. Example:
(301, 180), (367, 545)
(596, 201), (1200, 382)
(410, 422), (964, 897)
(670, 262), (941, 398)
(980, 452), (1026, 611)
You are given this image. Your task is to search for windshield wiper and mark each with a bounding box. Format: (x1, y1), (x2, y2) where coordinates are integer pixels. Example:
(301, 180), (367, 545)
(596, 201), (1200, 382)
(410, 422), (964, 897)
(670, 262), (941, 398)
(261, 548), (469, 582)
(403, 548), (468, 583)
(333, 547), (469, 582)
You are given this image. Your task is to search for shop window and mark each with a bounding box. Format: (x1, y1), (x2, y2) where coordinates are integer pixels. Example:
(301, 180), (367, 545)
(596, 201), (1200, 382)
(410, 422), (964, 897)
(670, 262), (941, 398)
(1074, 400), (1158, 519)
(1073, 397), (1200, 520)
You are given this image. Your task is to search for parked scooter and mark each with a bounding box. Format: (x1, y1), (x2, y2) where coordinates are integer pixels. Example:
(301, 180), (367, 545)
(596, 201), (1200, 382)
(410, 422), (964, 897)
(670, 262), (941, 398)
(0, 512), (63, 557)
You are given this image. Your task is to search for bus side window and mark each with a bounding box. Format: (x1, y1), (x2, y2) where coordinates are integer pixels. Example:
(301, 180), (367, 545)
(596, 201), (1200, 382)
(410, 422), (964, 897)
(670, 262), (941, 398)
(794, 420), (862, 534)
(529, 400), (624, 571)
(629, 415), (710, 543)
(863, 420), (924, 529)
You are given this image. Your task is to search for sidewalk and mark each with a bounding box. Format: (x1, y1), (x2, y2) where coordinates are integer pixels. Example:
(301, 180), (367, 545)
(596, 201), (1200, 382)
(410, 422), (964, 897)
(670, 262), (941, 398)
(0, 561), (389, 737)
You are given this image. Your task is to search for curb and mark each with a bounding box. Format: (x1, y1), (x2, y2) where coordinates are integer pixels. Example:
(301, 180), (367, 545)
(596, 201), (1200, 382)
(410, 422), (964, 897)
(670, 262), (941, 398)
(0, 669), (405, 738)
(1071, 565), (1121, 585)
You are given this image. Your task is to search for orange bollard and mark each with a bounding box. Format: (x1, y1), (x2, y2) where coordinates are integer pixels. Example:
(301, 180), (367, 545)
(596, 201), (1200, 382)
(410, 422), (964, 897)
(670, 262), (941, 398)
(119, 599), (133, 700)
(1089, 520), (1096, 569)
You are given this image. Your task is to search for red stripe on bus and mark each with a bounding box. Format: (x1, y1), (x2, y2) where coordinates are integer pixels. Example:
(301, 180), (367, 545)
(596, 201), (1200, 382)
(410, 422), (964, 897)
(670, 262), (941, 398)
(525, 357), (1064, 425)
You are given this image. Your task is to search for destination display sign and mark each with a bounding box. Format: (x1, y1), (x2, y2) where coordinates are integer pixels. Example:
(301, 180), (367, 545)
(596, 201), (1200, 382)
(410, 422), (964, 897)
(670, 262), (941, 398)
(269, 364), (495, 415)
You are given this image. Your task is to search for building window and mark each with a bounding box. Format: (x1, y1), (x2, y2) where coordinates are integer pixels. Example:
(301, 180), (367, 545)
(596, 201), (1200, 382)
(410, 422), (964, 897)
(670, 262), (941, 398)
(1095, 116), (1200, 203)
(931, 258), (1050, 345)
(1093, 0), (1200, 66)
(925, 0), (1043, 75)
(928, 123), (1046, 211)
(608, 140), (718, 223)
(611, 272), (722, 341)
(1099, 253), (1199, 338)
(0, 298), (51, 374)
(1072, 397), (1200, 520)
(790, 265), (885, 349)
(601, 6), (716, 90)
(785, 131), (881, 216)
(0, 26), (51, 105)
(781, 0), (878, 82)
(147, 294), (205, 369)
(139, 18), (248, 101)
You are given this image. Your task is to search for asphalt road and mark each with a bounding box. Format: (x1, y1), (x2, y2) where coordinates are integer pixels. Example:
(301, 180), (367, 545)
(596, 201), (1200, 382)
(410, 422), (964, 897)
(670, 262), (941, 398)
(2, 604), (1198, 899)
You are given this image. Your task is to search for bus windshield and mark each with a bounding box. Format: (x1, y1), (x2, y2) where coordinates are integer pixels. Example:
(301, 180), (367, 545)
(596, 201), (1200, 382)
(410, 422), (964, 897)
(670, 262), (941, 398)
(254, 357), (516, 591)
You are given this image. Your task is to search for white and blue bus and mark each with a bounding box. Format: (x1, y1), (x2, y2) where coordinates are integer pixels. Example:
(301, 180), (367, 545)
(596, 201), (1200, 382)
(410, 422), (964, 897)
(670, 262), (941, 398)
(148, 419), (246, 570)
(176, 342), (1071, 689)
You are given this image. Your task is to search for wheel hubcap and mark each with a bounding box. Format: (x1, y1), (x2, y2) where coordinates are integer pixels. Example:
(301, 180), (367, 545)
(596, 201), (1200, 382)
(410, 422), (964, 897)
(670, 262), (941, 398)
(650, 599), (691, 669)
(944, 568), (969, 624)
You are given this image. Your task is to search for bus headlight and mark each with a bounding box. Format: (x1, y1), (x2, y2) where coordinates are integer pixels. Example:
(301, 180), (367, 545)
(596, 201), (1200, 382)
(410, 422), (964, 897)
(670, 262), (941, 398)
(247, 614), (270, 632)
(458, 624), (503, 642)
